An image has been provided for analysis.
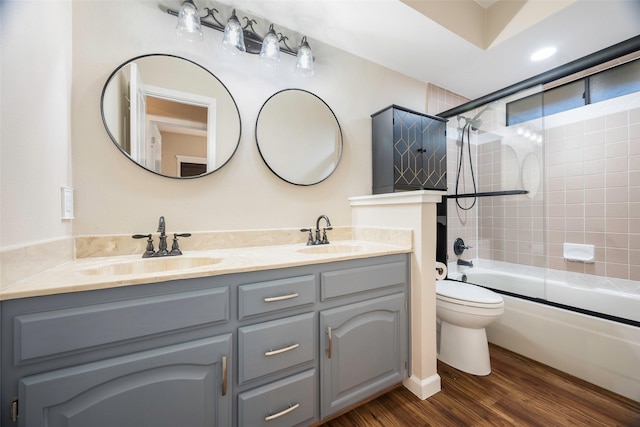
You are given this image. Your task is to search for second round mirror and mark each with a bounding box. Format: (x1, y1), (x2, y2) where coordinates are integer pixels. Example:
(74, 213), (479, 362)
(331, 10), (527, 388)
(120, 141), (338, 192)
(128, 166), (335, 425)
(256, 89), (342, 185)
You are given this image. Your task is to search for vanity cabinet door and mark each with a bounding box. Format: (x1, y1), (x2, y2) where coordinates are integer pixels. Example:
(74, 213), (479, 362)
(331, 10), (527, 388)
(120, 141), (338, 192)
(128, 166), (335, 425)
(16, 334), (232, 427)
(319, 293), (407, 418)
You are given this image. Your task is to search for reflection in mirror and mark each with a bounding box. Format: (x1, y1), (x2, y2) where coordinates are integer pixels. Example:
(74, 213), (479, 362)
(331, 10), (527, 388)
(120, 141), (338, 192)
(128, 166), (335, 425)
(101, 54), (241, 178)
(521, 152), (541, 198)
(256, 89), (343, 185)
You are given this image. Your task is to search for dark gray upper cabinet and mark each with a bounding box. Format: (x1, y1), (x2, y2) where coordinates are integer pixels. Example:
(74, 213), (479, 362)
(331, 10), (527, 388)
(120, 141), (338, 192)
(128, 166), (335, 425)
(372, 105), (447, 194)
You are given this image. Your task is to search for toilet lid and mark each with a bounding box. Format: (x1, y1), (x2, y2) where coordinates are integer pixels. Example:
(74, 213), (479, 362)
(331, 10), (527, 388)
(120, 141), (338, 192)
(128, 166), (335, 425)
(436, 280), (503, 304)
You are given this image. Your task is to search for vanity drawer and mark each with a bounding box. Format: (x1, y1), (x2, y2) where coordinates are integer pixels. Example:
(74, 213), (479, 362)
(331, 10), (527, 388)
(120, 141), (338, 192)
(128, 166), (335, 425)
(238, 369), (317, 427)
(13, 287), (229, 364)
(321, 260), (406, 301)
(238, 312), (314, 384)
(238, 275), (315, 319)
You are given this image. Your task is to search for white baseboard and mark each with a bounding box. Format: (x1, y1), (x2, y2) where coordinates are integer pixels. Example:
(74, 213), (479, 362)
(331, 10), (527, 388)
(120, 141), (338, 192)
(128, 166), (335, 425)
(403, 373), (441, 400)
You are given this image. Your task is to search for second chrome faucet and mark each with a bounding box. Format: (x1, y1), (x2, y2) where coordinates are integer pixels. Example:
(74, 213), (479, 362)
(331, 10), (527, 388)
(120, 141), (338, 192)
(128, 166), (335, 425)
(132, 216), (191, 258)
(301, 215), (333, 245)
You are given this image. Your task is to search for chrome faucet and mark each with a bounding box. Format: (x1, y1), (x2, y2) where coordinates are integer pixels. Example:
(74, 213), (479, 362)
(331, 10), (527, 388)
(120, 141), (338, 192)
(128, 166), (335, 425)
(132, 216), (191, 258)
(156, 216), (169, 256)
(315, 215), (333, 245)
(300, 214), (333, 246)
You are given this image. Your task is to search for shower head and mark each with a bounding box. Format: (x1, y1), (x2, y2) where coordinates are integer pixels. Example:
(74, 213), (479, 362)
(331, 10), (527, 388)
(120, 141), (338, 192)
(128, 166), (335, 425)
(457, 115), (483, 131)
(458, 101), (498, 131)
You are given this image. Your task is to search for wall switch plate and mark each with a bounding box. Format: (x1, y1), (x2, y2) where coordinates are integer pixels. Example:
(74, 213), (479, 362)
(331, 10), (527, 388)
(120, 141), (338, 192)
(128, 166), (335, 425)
(61, 187), (74, 220)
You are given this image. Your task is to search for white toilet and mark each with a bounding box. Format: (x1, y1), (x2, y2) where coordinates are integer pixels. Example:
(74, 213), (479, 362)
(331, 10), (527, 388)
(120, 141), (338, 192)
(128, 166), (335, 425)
(436, 279), (504, 376)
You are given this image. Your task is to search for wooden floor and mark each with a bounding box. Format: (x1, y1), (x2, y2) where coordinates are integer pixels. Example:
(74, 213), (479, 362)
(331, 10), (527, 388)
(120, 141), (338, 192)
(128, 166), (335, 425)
(321, 344), (640, 427)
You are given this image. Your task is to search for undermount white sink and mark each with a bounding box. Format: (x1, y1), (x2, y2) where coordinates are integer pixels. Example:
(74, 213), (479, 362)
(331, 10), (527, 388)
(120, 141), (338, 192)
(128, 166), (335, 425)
(297, 243), (366, 255)
(81, 256), (222, 276)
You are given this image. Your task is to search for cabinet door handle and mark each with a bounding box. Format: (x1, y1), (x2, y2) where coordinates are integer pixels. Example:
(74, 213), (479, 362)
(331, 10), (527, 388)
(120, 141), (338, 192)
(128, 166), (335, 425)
(417, 148), (427, 153)
(265, 403), (300, 421)
(265, 343), (299, 357)
(327, 327), (332, 359)
(10, 397), (18, 422)
(221, 355), (228, 396)
(264, 293), (299, 303)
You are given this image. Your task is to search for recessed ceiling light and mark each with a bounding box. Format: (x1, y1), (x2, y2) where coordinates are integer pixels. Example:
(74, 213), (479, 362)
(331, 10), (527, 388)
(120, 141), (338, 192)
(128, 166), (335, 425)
(530, 47), (557, 61)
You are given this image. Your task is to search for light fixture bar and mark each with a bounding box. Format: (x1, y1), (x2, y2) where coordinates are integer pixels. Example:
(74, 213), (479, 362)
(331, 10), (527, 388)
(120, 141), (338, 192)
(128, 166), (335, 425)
(166, 7), (300, 57)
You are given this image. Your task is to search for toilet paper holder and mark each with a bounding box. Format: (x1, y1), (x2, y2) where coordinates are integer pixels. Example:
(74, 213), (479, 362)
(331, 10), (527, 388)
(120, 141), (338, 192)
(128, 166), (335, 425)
(435, 261), (448, 280)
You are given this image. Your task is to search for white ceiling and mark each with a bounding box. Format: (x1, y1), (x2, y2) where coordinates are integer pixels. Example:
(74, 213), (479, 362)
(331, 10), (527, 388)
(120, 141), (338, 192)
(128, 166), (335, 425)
(218, 0), (640, 101)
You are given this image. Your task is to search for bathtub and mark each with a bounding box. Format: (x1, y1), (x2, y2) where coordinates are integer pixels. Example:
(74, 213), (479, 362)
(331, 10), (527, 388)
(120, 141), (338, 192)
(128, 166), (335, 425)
(447, 261), (640, 401)
(452, 265), (640, 323)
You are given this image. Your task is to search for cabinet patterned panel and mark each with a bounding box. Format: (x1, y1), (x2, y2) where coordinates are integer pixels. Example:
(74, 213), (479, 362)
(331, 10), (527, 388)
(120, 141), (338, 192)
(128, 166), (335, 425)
(372, 105), (447, 193)
(421, 116), (447, 190)
(393, 108), (422, 187)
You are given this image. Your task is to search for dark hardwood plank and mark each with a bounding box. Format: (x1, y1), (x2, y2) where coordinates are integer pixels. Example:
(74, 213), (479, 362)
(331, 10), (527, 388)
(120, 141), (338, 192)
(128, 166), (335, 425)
(320, 344), (640, 427)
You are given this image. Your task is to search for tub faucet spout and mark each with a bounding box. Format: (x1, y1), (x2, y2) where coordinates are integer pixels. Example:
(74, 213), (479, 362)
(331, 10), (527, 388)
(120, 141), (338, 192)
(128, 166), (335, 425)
(457, 259), (473, 267)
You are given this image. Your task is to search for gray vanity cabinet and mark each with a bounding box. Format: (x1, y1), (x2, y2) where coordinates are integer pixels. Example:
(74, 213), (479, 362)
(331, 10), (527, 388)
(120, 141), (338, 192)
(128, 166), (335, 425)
(17, 334), (232, 427)
(1, 281), (233, 427)
(1, 254), (409, 427)
(320, 294), (406, 418)
(318, 260), (408, 418)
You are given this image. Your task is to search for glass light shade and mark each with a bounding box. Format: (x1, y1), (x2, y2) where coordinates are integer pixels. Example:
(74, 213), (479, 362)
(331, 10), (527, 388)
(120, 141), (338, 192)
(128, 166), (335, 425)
(295, 37), (314, 77)
(259, 25), (281, 67)
(175, 0), (203, 42)
(222, 10), (246, 55)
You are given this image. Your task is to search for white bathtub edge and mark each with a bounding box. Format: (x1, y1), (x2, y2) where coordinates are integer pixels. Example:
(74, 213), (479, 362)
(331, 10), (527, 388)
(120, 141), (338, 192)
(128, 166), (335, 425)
(487, 294), (640, 402)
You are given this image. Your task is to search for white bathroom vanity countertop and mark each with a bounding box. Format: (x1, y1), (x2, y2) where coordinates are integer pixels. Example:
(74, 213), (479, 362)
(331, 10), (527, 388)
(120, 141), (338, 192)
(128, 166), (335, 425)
(1, 237), (411, 301)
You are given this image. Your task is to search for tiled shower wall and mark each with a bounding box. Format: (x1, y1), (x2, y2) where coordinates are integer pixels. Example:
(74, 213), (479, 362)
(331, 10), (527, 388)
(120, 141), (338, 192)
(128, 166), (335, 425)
(476, 138), (545, 267)
(475, 105), (640, 281)
(544, 107), (640, 280)
(429, 81), (639, 282)
(425, 83), (468, 117)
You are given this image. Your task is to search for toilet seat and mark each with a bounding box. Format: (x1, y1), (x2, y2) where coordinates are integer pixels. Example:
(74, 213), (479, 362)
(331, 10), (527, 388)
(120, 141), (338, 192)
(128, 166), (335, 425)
(436, 280), (504, 308)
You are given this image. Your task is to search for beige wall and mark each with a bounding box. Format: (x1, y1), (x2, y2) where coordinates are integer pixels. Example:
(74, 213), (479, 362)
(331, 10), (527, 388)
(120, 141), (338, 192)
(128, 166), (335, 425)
(1, 1), (73, 248)
(1, 0), (430, 249)
(67, 0), (428, 238)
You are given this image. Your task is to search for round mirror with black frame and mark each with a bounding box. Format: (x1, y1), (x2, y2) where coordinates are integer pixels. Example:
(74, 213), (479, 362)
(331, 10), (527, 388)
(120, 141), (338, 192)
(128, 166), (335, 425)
(256, 89), (343, 186)
(101, 54), (241, 179)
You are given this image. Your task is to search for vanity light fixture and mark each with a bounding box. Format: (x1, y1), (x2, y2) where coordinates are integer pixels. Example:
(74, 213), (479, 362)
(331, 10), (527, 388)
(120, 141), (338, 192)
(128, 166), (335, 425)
(260, 24), (281, 67)
(221, 9), (246, 55)
(175, 0), (203, 42)
(168, 1), (314, 75)
(296, 36), (314, 77)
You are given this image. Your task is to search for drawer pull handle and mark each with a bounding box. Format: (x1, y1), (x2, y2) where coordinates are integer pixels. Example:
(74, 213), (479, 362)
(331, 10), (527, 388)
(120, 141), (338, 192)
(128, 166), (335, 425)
(264, 293), (299, 303)
(265, 343), (299, 357)
(221, 355), (228, 396)
(265, 403), (300, 421)
(327, 327), (332, 359)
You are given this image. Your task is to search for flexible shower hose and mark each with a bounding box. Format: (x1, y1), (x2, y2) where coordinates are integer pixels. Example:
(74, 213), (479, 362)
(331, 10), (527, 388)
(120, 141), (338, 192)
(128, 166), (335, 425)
(455, 122), (477, 210)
